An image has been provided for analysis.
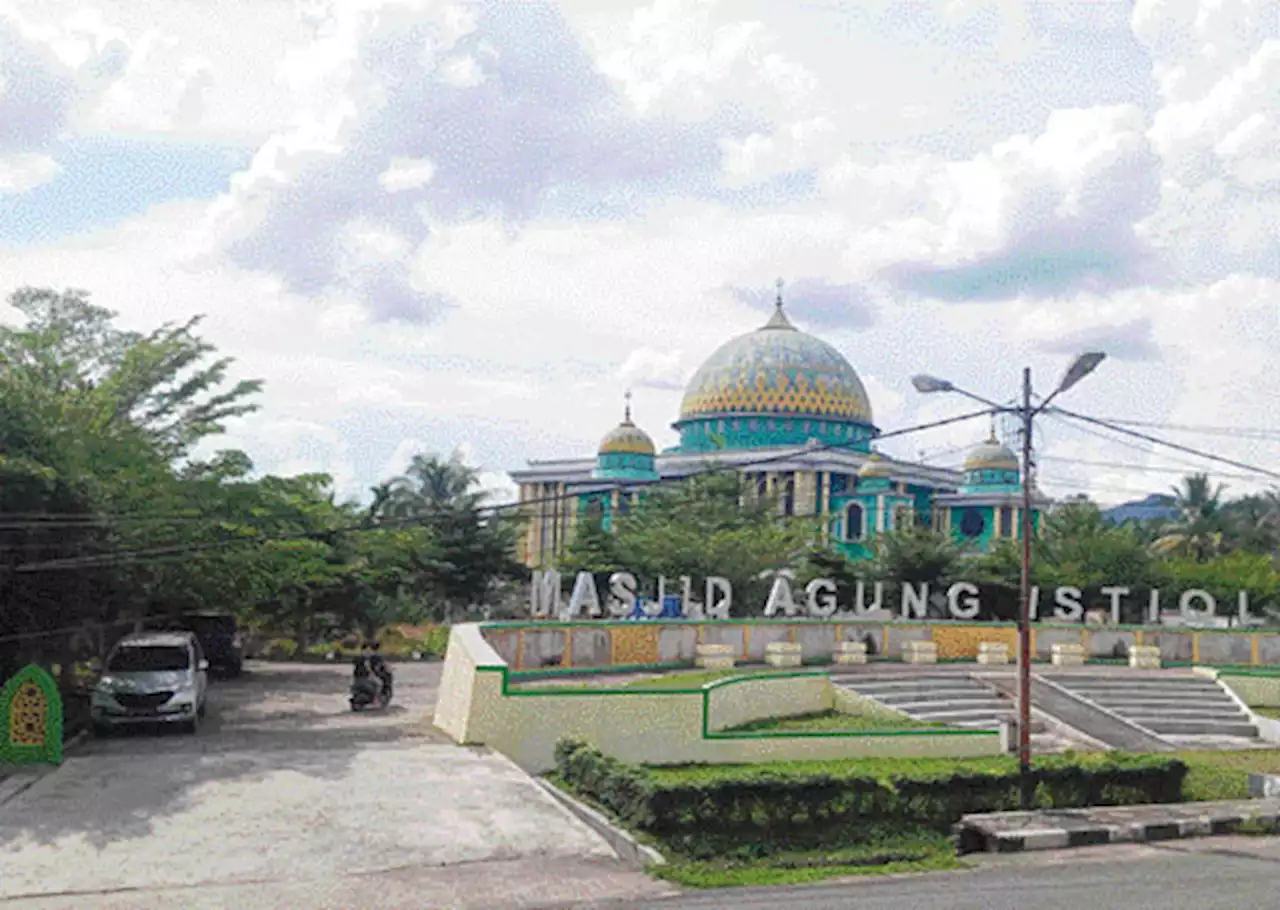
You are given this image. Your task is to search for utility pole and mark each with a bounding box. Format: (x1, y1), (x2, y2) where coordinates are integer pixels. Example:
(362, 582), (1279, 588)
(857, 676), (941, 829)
(1018, 366), (1034, 809)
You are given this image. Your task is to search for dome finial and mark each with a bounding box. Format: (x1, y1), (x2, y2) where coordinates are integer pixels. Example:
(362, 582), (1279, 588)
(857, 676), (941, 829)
(624, 388), (633, 424)
(988, 412), (998, 443)
(762, 277), (795, 330)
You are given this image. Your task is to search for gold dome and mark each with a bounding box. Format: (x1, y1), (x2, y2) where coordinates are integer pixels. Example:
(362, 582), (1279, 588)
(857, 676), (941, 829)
(859, 452), (893, 478)
(598, 393), (656, 456)
(964, 433), (1018, 472)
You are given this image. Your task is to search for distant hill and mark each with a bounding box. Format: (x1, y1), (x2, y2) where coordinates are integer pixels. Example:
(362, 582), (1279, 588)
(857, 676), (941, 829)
(1102, 493), (1179, 525)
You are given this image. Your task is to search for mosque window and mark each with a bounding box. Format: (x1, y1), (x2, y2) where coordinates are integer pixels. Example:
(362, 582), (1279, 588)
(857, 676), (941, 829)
(999, 506), (1013, 538)
(830, 473), (848, 494)
(756, 474), (768, 499)
(782, 474), (795, 516)
(844, 503), (864, 541)
(893, 505), (913, 529)
(617, 496), (631, 516)
(586, 498), (604, 520)
(959, 508), (985, 539)
(803, 421), (811, 433)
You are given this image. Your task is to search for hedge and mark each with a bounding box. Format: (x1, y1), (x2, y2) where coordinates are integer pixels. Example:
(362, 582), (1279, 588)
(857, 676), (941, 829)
(554, 739), (1188, 857)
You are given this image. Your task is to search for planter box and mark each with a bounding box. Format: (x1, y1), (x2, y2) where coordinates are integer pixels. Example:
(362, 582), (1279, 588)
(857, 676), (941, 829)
(1051, 643), (1086, 668)
(765, 641), (803, 668)
(904, 640), (938, 665)
(696, 643), (736, 670)
(1129, 645), (1162, 669)
(977, 642), (1010, 666)
(835, 640), (868, 665)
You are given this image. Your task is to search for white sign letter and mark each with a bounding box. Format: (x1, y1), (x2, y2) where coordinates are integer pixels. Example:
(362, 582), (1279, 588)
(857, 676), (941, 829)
(1100, 585), (1130, 625)
(530, 570), (561, 618)
(1147, 589), (1160, 624)
(947, 582), (981, 620)
(854, 581), (884, 616)
(566, 572), (602, 619)
(1053, 586), (1083, 622)
(607, 572), (637, 618)
(806, 578), (838, 618)
(1238, 591), (1252, 626)
(705, 576), (733, 619)
(1030, 586), (1041, 621)
(681, 576), (704, 619)
(901, 582), (929, 620)
(1180, 588), (1215, 620)
(765, 575), (800, 617)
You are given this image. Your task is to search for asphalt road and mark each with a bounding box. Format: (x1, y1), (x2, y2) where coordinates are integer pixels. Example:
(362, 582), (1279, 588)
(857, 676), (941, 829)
(611, 838), (1280, 910)
(0, 661), (671, 910)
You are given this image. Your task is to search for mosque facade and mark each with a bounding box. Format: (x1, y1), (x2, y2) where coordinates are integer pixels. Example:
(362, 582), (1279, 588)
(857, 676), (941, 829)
(510, 289), (1048, 568)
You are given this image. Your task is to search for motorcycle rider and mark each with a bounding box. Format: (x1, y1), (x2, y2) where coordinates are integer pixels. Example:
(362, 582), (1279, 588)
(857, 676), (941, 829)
(351, 648), (379, 703)
(368, 641), (393, 700)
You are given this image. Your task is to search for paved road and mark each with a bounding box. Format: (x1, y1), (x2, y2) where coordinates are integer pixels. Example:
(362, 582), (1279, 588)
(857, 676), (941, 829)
(0, 661), (673, 910)
(604, 837), (1280, 910)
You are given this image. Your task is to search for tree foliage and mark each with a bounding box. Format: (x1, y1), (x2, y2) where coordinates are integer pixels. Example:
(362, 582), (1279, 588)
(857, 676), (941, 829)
(0, 288), (522, 668)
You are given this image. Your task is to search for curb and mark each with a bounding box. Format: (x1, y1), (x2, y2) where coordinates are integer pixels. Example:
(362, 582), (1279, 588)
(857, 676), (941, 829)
(956, 808), (1280, 854)
(534, 778), (666, 869)
(0, 730), (87, 809)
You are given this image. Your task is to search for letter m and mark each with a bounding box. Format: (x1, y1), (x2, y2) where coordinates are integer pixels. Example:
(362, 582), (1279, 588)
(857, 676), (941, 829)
(530, 570), (561, 618)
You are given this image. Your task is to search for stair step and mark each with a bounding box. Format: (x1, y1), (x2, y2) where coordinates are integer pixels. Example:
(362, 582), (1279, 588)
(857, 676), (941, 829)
(1141, 720), (1258, 737)
(1088, 698), (1241, 710)
(864, 689), (1002, 703)
(911, 707), (1012, 721)
(892, 699), (1010, 714)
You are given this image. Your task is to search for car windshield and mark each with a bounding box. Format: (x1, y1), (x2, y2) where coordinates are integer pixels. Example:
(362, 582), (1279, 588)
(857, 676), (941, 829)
(108, 645), (190, 672)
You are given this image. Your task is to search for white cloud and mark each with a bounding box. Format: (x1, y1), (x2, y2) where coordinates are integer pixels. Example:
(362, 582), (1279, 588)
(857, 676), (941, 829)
(378, 156), (437, 193)
(2, 0), (1277, 512)
(0, 153), (60, 193)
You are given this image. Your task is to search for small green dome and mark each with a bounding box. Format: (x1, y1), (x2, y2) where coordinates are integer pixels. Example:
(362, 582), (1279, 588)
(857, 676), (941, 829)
(598, 421), (656, 456)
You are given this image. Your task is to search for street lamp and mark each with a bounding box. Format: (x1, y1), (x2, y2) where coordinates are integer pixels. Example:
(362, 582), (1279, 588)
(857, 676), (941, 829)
(912, 353), (1105, 809)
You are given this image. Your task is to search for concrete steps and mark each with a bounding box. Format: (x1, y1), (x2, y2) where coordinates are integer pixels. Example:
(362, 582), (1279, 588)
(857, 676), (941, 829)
(835, 674), (1013, 730)
(1047, 674), (1258, 740)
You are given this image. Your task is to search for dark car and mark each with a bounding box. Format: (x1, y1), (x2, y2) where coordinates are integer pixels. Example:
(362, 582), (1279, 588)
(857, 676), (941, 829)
(144, 612), (243, 677)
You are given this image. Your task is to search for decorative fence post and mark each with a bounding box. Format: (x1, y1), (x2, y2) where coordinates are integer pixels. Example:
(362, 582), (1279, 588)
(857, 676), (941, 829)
(0, 664), (64, 766)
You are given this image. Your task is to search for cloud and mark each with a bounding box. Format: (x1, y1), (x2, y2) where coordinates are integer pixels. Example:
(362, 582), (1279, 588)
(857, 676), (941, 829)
(728, 277), (877, 331)
(1033, 316), (1161, 362)
(871, 105), (1161, 301)
(0, 153), (60, 194)
(198, 0), (768, 323)
(619, 346), (688, 391)
(0, 16), (87, 152)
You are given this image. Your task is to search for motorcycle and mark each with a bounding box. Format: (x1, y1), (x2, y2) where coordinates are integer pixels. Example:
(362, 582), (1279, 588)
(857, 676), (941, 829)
(349, 671), (393, 711)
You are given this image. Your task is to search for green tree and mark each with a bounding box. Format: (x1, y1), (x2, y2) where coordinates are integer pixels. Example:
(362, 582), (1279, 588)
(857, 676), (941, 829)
(1153, 473), (1226, 561)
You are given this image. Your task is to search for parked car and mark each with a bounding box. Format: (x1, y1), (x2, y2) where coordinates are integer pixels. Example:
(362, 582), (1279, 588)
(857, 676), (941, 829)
(91, 632), (209, 735)
(143, 612), (244, 677)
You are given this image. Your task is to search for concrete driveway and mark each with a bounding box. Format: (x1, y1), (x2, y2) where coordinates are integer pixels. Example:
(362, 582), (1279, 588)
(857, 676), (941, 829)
(0, 662), (672, 909)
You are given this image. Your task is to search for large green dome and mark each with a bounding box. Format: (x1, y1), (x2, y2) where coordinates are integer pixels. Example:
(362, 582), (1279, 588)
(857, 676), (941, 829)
(674, 297), (877, 453)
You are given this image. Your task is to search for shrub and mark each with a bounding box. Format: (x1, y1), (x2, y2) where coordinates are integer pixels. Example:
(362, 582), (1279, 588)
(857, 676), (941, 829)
(263, 638), (298, 660)
(554, 740), (1187, 858)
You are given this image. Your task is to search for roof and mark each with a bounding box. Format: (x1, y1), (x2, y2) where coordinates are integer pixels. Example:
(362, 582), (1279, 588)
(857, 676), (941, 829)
(115, 631), (197, 648)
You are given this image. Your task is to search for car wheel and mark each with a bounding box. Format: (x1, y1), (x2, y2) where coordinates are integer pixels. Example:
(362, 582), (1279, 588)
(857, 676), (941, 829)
(197, 699), (207, 719)
(184, 715), (199, 734)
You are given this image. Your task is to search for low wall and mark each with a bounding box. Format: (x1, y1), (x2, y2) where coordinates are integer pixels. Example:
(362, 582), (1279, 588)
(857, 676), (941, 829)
(434, 624), (1001, 773)
(479, 619), (1280, 673)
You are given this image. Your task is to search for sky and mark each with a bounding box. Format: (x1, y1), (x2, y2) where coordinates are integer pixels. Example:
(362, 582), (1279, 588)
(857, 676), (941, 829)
(1, 0), (1277, 508)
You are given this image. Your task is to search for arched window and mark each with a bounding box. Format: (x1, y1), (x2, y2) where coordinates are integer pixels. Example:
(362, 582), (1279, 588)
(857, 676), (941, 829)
(893, 505), (913, 530)
(844, 503), (865, 541)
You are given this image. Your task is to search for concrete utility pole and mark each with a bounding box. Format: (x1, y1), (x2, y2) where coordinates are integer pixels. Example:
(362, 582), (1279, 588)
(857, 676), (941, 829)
(912, 352), (1105, 810)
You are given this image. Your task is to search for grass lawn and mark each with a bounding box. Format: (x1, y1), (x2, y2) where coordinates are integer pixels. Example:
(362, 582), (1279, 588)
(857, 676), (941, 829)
(1178, 750), (1280, 801)
(1253, 706), (1280, 720)
(510, 666), (786, 692)
(723, 709), (940, 734)
(650, 834), (966, 889)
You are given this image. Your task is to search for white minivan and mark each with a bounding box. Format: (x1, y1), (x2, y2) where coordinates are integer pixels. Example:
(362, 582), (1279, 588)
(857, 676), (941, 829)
(91, 632), (209, 735)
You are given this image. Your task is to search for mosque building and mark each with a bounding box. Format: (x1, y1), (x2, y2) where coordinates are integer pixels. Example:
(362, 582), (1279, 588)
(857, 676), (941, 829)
(510, 285), (1048, 568)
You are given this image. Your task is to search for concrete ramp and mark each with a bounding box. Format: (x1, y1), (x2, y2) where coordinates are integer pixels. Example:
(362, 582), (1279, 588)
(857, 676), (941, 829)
(983, 674), (1176, 752)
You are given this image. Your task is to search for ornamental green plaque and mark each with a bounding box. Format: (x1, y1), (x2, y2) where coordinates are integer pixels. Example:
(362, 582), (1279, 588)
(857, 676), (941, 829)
(0, 664), (64, 766)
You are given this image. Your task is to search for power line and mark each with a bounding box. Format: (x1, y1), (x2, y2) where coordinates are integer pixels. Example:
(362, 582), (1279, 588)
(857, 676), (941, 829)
(1084, 416), (1280, 440)
(7, 408), (996, 573)
(1043, 412), (1228, 474)
(1049, 407), (1280, 482)
(1036, 456), (1270, 483)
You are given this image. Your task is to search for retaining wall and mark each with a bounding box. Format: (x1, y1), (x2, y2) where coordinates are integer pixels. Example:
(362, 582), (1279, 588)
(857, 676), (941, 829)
(480, 619), (1280, 671)
(433, 623), (1001, 773)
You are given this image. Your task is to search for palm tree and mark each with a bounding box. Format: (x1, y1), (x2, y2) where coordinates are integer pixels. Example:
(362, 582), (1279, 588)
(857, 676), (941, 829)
(1153, 473), (1226, 561)
(375, 451), (483, 520)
